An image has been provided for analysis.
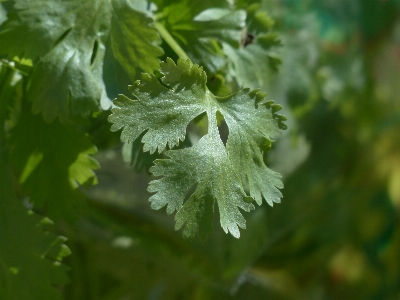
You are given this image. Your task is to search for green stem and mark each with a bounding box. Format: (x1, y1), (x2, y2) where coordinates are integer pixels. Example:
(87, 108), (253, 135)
(154, 22), (190, 60)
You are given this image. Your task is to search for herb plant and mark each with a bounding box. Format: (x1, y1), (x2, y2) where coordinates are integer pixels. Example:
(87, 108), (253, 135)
(0, 0), (284, 298)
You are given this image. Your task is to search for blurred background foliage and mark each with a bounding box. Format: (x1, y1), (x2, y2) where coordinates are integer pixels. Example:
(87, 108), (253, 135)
(2, 0), (400, 299)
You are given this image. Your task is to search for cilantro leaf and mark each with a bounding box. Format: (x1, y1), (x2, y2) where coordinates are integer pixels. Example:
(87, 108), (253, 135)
(0, 64), (69, 299)
(10, 100), (99, 222)
(110, 0), (164, 80)
(223, 33), (281, 89)
(0, 0), (163, 121)
(223, 5), (282, 89)
(156, 0), (245, 74)
(0, 196), (70, 300)
(109, 58), (286, 238)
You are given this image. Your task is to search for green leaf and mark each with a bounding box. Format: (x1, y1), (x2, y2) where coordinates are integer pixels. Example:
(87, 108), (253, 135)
(0, 3), (6, 25)
(122, 130), (192, 173)
(10, 100), (99, 222)
(0, 63), (69, 300)
(0, 61), (19, 122)
(156, 0), (245, 74)
(223, 6), (282, 89)
(109, 58), (285, 238)
(0, 197), (70, 300)
(0, 150), (69, 300)
(110, 0), (164, 80)
(223, 34), (281, 89)
(0, 0), (163, 121)
(122, 133), (162, 173)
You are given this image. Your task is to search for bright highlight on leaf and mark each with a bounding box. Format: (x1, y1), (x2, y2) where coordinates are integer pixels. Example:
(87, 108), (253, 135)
(0, 0), (163, 122)
(109, 58), (286, 238)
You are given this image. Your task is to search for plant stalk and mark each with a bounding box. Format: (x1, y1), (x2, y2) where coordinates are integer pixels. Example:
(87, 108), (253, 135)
(154, 22), (190, 60)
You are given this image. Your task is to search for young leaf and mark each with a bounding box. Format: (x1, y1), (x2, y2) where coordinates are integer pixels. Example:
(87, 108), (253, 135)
(109, 58), (286, 238)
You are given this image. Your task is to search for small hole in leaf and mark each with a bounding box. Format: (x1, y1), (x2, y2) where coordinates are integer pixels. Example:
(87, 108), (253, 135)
(192, 111), (207, 125)
(216, 111), (229, 146)
(91, 40), (99, 65)
(186, 112), (208, 145)
(244, 174), (251, 196)
(53, 28), (72, 48)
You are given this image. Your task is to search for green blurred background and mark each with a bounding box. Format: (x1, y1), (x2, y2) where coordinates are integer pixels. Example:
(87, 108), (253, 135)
(59, 0), (400, 299)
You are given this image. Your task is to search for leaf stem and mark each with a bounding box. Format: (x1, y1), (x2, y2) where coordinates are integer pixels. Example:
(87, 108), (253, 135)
(154, 22), (190, 60)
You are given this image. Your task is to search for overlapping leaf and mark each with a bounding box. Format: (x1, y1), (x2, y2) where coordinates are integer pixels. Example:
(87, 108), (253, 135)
(109, 58), (286, 238)
(155, 0), (245, 74)
(0, 190), (70, 300)
(223, 4), (282, 89)
(110, 0), (164, 80)
(10, 100), (99, 222)
(0, 63), (69, 300)
(0, 0), (163, 121)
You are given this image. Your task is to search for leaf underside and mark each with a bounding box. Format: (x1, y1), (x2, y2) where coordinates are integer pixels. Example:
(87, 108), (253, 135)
(109, 58), (286, 238)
